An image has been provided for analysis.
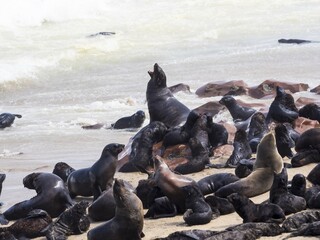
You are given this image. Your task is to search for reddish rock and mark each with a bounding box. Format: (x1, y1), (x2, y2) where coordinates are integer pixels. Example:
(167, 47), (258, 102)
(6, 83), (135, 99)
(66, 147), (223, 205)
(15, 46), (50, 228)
(248, 80), (309, 99)
(195, 80), (249, 98)
(294, 117), (320, 134)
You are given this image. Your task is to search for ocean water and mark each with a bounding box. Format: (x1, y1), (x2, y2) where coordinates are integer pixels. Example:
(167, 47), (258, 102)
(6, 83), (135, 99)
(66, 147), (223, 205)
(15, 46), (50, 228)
(0, 0), (320, 214)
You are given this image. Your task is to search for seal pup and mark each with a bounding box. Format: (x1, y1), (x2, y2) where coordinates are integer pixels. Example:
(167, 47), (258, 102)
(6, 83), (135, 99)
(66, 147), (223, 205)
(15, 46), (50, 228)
(290, 173), (307, 198)
(282, 209), (320, 232)
(275, 123), (295, 158)
(226, 222), (284, 237)
(269, 168), (306, 215)
(286, 221), (320, 238)
(181, 185), (214, 226)
(307, 163), (320, 186)
(0, 172), (73, 222)
(205, 195), (235, 215)
(146, 63), (190, 127)
(46, 200), (90, 239)
(0, 209), (51, 239)
(291, 128), (320, 167)
(298, 103), (320, 122)
(225, 129), (252, 167)
(247, 112), (268, 153)
(227, 193), (286, 223)
(215, 132), (283, 198)
(87, 179), (144, 240)
(0, 113), (22, 129)
(266, 86), (299, 124)
(234, 159), (255, 178)
(278, 38), (315, 44)
(110, 110), (146, 129)
(219, 95), (256, 122)
(67, 143), (124, 200)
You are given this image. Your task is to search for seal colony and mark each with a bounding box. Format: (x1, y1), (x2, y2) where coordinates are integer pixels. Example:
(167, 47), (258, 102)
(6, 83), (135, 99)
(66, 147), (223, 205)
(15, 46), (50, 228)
(1, 63), (320, 240)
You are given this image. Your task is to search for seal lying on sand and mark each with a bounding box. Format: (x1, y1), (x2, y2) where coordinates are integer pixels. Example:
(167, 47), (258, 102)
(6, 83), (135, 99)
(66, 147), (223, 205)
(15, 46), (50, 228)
(0, 173), (73, 223)
(146, 63), (190, 127)
(282, 209), (320, 232)
(227, 193), (286, 223)
(215, 132), (283, 198)
(67, 143), (124, 200)
(0, 113), (22, 129)
(87, 179), (144, 240)
(291, 128), (320, 167)
(0, 209), (51, 239)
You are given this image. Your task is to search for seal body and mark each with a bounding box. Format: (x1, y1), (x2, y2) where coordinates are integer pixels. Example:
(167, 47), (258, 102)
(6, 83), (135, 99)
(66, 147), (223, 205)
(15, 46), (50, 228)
(146, 63), (190, 127)
(87, 179), (144, 240)
(227, 193), (285, 223)
(215, 132), (283, 198)
(197, 173), (239, 195)
(67, 143), (124, 199)
(52, 162), (75, 183)
(269, 168), (306, 215)
(111, 110), (146, 129)
(0, 113), (22, 129)
(275, 123), (295, 158)
(2, 173), (73, 221)
(298, 103), (320, 121)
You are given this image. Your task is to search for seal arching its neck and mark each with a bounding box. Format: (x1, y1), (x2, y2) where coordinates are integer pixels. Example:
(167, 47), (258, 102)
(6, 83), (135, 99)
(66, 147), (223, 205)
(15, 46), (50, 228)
(255, 132), (283, 174)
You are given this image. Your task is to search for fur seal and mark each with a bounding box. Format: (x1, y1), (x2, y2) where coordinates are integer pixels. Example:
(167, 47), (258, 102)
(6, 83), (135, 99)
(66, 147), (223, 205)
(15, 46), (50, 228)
(266, 86), (299, 124)
(206, 118), (229, 150)
(67, 143), (124, 199)
(282, 209), (320, 232)
(225, 129), (252, 167)
(146, 63), (190, 127)
(153, 155), (196, 212)
(197, 173), (239, 195)
(226, 222), (284, 237)
(126, 121), (167, 172)
(1, 172), (73, 222)
(111, 110), (146, 129)
(88, 180), (135, 222)
(269, 168), (306, 215)
(52, 162), (75, 183)
(219, 95), (256, 122)
(287, 221), (320, 238)
(247, 112), (268, 153)
(227, 193), (285, 223)
(0, 209), (51, 239)
(234, 159), (255, 178)
(215, 132), (283, 198)
(278, 38), (313, 44)
(205, 195), (235, 215)
(275, 123), (295, 158)
(46, 200), (90, 239)
(0, 113), (22, 129)
(181, 184), (214, 226)
(298, 103), (320, 121)
(307, 163), (320, 186)
(290, 173), (307, 198)
(87, 178), (144, 240)
(291, 128), (320, 167)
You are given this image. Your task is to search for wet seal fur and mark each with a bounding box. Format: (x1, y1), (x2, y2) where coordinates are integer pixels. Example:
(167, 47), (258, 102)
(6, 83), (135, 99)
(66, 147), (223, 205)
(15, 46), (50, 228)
(87, 179), (144, 240)
(0, 113), (22, 129)
(67, 143), (124, 200)
(282, 209), (320, 232)
(46, 200), (90, 239)
(111, 110), (146, 129)
(146, 63), (190, 127)
(269, 168), (306, 215)
(215, 132), (283, 198)
(0, 172), (73, 223)
(227, 193), (286, 223)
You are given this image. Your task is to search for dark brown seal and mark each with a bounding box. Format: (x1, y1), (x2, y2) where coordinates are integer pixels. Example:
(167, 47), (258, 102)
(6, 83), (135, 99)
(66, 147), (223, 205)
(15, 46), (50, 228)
(111, 110), (146, 129)
(146, 63), (190, 127)
(298, 103), (320, 122)
(52, 162), (75, 183)
(269, 168), (306, 215)
(1, 172), (73, 222)
(0, 209), (51, 239)
(0, 113), (22, 129)
(46, 200), (90, 239)
(87, 179), (144, 240)
(67, 143), (124, 199)
(282, 209), (320, 232)
(227, 193), (285, 223)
